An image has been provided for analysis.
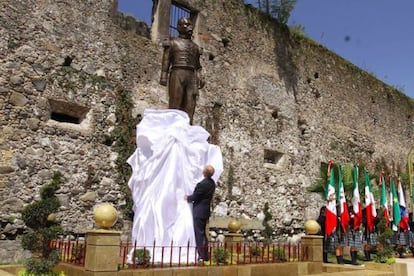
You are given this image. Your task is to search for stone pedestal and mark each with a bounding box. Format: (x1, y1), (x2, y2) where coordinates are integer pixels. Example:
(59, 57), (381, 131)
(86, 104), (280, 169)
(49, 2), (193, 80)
(301, 235), (323, 262)
(224, 233), (243, 253)
(84, 229), (121, 274)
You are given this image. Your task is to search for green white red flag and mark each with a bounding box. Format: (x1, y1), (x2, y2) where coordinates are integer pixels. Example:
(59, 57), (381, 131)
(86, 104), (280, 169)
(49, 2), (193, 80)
(391, 176), (401, 231)
(389, 176), (393, 221)
(325, 160), (337, 235)
(379, 172), (390, 226)
(352, 165), (362, 230)
(338, 165), (350, 233)
(364, 170), (377, 232)
(397, 177), (409, 231)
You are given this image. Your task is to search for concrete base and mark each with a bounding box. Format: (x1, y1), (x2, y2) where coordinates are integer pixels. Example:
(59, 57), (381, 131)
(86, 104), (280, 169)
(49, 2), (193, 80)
(301, 235), (323, 262)
(84, 229), (121, 273)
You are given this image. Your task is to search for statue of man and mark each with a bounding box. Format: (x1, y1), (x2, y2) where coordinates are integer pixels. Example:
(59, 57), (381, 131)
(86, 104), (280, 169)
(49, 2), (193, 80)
(160, 17), (204, 125)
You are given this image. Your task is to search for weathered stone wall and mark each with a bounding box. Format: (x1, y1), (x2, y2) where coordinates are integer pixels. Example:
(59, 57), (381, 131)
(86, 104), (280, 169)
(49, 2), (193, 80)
(0, 0), (128, 261)
(1, 0), (413, 262)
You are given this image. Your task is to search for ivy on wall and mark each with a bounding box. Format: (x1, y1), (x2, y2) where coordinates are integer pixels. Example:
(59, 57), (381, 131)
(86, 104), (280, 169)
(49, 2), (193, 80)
(112, 84), (140, 220)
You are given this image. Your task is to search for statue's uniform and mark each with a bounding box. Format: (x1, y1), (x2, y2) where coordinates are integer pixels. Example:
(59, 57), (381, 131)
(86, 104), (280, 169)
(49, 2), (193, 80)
(161, 37), (202, 124)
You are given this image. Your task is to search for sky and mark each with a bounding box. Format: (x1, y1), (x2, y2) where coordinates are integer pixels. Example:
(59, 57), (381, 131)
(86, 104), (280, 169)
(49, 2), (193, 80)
(118, 0), (414, 99)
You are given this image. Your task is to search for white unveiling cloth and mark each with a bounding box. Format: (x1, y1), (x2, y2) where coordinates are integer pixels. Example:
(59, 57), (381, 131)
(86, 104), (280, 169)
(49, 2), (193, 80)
(127, 109), (223, 263)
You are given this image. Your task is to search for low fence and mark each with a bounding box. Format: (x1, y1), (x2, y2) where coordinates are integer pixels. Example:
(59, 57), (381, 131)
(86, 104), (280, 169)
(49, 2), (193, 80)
(50, 238), (87, 266)
(50, 237), (309, 269)
(119, 240), (308, 269)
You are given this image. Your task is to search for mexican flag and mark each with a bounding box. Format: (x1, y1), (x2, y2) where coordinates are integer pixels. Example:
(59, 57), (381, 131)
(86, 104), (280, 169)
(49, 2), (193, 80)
(397, 177), (409, 230)
(364, 170), (377, 232)
(352, 165), (362, 230)
(391, 176), (401, 231)
(338, 165), (350, 233)
(325, 160), (337, 236)
(380, 172), (390, 226)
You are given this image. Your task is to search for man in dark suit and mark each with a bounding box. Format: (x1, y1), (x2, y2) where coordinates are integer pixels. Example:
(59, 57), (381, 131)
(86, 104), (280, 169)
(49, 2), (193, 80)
(185, 165), (216, 261)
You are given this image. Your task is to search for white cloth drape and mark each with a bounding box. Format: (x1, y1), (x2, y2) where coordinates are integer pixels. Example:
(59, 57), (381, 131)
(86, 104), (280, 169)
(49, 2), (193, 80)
(127, 109), (223, 263)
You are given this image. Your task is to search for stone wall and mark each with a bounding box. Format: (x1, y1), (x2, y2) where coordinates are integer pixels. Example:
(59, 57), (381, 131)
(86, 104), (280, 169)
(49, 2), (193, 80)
(1, 0), (413, 262)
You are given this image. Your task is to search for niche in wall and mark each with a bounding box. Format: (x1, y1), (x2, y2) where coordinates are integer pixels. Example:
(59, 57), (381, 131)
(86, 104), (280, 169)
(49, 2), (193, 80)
(47, 99), (92, 134)
(48, 99), (89, 124)
(264, 149), (283, 165)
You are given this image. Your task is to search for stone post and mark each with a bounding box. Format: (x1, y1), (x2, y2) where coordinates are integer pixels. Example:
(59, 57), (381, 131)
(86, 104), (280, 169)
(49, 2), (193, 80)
(84, 229), (121, 275)
(301, 235), (323, 262)
(224, 233), (243, 254)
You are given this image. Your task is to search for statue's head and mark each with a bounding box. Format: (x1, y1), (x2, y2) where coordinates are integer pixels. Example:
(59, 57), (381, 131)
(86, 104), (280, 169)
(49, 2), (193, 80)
(177, 17), (193, 38)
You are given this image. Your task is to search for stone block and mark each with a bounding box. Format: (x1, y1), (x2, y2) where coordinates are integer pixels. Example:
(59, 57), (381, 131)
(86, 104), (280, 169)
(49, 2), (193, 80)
(237, 265), (251, 276)
(147, 269), (172, 276)
(393, 262), (408, 276)
(131, 270), (155, 276)
(300, 235), (323, 262)
(86, 229), (121, 246)
(85, 230), (121, 272)
(222, 265), (238, 276)
(306, 261), (323, 274)
(84, 271), (119, 276)
(365, 262), (393, 272)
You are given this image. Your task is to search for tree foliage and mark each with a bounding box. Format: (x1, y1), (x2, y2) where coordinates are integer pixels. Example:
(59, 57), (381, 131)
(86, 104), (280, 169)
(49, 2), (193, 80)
(262, 202), (273, 242)
(307, 162), (373, 200)
(256, 0), (298, 24)
(112, 85), (140, 221)
(21, 171), (64, 275)
(374, 214), (394, 263)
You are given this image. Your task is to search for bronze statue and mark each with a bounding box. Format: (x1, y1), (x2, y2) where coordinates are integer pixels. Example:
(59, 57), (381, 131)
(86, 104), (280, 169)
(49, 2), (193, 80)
(160, 17), (204, 125)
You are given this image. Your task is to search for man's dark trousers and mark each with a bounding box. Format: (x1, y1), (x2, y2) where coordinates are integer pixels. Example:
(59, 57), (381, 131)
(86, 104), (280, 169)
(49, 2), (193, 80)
(194, 217), (209, 261)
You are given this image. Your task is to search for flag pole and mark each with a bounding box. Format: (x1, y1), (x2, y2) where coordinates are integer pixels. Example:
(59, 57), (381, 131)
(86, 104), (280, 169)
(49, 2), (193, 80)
(407, 146), (414, 219)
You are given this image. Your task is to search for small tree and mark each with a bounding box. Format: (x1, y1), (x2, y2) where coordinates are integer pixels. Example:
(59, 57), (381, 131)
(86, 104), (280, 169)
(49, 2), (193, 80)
(262, 202), (273, 242)
(256, 0), (298, 24)
(374, 213), (394, 263)
(21, 171), (64, 275)
(270, 0), (297, 24)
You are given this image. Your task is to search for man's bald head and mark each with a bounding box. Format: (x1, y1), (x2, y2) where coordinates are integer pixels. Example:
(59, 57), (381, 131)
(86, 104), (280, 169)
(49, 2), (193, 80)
(203, 165), (215, 178)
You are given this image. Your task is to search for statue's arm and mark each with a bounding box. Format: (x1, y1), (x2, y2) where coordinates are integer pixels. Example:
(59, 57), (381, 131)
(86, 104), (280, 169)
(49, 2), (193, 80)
(160, 40), (171, 86)
(196, 46), (205, 89)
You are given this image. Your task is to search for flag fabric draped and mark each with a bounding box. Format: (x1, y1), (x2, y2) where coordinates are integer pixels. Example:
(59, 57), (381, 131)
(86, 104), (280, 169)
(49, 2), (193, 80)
(325, 160), (337, 236)
(389, 176), (394, 222)
(338, 165), (350, 233)
(397, 177), (409, 231)
(391, 177), (401, 231)
(352, 165), (362, 230)
(380, 172), (390, 226)
(364, 170), (377, 232)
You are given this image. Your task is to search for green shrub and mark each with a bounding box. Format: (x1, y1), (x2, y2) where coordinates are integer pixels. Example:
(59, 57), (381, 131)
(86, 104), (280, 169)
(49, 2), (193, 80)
(213, 247), (230, 264)
(134, 249), (151, 266)
(386, 257), (396, 265)
(271, 247), (287, 261)
(374, 215), (394, 263)
(26, 250), (60, 275)
(262, 202), (273, 242)
(21, 171), (64, 275)
(250, 245), (262, 256)
(18, 269), (65, 276)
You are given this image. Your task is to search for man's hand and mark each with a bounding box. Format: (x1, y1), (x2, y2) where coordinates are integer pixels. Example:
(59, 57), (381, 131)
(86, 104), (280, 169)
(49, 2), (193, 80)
(197, 72), (205, 89)
(184, 195), (188, 200)
(160, 72), (168, 86)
